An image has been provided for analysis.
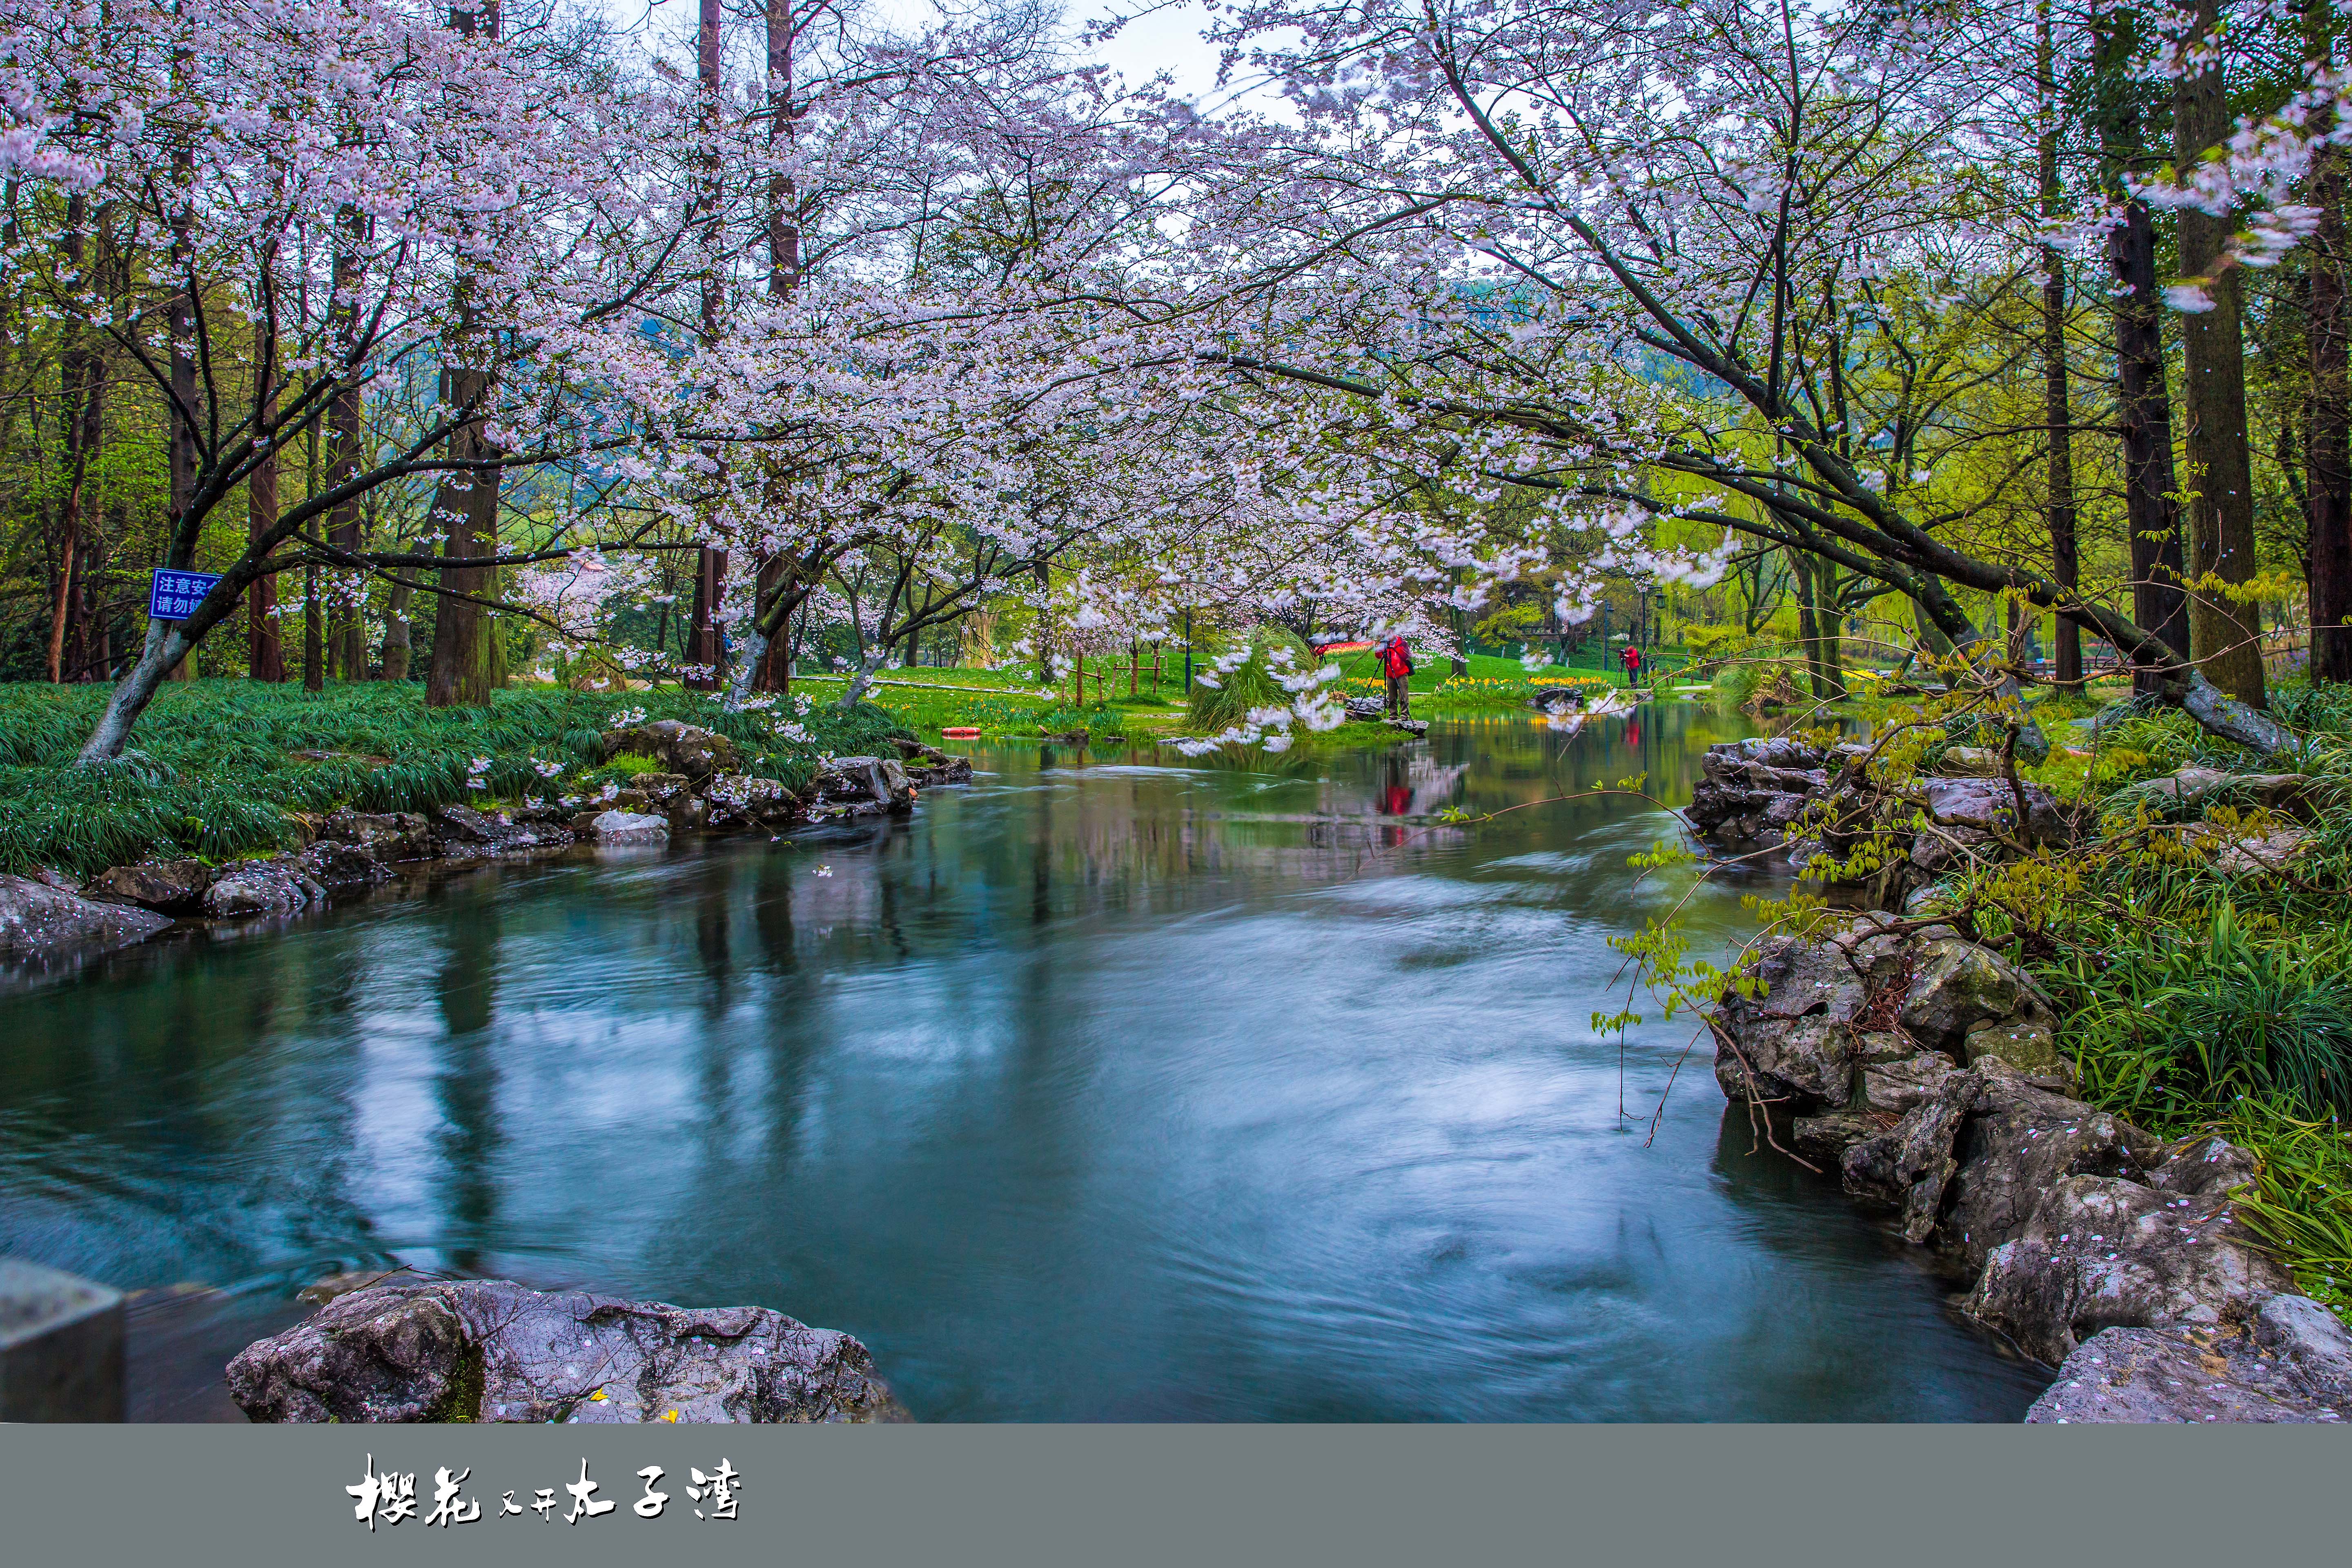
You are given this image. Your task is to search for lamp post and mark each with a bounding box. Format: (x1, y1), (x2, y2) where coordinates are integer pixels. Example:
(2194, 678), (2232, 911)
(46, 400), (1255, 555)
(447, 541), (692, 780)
(1183, 608), (1192, 694)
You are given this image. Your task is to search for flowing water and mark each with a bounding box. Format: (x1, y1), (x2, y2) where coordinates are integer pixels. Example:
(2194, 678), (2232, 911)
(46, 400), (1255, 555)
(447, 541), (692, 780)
(0, 703), (2050, 1421)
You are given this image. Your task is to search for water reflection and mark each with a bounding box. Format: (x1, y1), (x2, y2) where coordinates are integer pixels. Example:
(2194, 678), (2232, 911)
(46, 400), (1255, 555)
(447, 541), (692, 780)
(0, 705), (2048, 1421)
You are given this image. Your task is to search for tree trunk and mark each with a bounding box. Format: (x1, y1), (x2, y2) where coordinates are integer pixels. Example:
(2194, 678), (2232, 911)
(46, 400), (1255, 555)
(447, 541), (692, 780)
(167, 134), (198, 684)
(303, 564), (323, 693)
(326, 203), (369, 680)
(2172, 0), (2267, 705)
(424, 365), (498, 706)
(2038, 9), (2082, 689)
(247, 323), (285, 682)
(1792, 553), (1846, 701)
(382, 574), (413, 682)
(838, 645), (888, 709)
(2094, 9), (2191, 697)
(2309, 0), (2352, 684)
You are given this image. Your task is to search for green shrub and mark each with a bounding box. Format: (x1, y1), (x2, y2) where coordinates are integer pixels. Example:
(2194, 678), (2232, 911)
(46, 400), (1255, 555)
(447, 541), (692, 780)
(1185, 626), (1310, 735)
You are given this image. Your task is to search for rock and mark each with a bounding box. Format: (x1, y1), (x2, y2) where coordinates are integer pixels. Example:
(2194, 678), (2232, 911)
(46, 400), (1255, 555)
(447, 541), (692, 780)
(889, 736), (952, 764)
(1919, 776), (2069, 846)
(2252, 1291), (2352, 1404)
(1858, 1051), (1965, 1115)
(601, 720), (735, 781)
(2025, 1312), (2352, 1423)
(0, 872), (173, 966)
(1842, 1071), (1986, 1243)
(1709, 918), (2061, 1112)
(84, 858), (215, 915)
(204, 858), (326, 918)
(904, 755), (974, 787)
(296, 842), (393, 896)
(1931, 746), (2005, 778)
(2154, 767), (2313, 815)
(586, 810), (669, 846)
(1687, 739), (1833, 844)
(428, 804), (573, 859)
(2149, 1134), (2261, 1197)
(702, 774), (798, 829)
(2192, 823), (2314, 879)
(630, 772), (694, 808)
(312, 811), (434, 865)
(1345, 695), (1386, 720)
(1898, 933), (2060, 1071)
(1939, 1064), (2163, 1272)
(1794, 1110), (1896, 1166)
(1384, 717), (1430, 735)
(815, 756), (914, 812)
(227, 1276), (908, 1424)
(1965, 1173), (2292, 1364)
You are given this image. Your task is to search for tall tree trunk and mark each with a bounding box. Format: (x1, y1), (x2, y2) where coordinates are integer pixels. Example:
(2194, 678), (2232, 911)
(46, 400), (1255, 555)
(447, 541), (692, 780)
(325, 203), (369, 680)
(423, 4), (503, 708)
(2172, 0), (2267, 705)
(166, 127), (199, 683)
(382, 575), (413, 681)
(1792, 552), (1846, 701)
(247, 322), (285, 682)
(424, 365), (497, 706)
(2094, 10), (2191, 697)
(51, 194), (102, 684)
(2038, 8), (2082, 689)
(303, 564), (323, 692)
(2308, 0), (2352, 684)
(686, 0), (728, 692)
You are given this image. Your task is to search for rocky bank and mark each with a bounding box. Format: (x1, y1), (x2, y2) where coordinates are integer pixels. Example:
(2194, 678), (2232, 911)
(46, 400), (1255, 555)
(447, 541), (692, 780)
(1711, 909), (2341, 1422)
(4, 727), (974, 971)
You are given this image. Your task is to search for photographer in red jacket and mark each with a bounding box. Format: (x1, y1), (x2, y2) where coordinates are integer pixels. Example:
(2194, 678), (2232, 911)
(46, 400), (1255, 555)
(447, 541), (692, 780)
(1379, 635), (1414, 718)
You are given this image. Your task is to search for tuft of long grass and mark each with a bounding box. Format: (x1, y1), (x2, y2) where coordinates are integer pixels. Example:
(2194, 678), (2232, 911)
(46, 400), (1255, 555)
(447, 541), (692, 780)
(2055, 904), (2352, 1127)
(2223, 1097), (2352, 1320)
(0, 681), (910, 878)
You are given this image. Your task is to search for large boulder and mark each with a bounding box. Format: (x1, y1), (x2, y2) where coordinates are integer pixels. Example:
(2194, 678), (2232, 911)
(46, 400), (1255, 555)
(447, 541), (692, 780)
(428, 804), (572, 860)
(601, 720), (736, 781)
(584, 810), (669, 846)
(808, 756), (915, 817)
(205, 857), (327, 918)
(1686, 738), (1835, 844)
(891, 737), (975, 785)
(1897, 933), (2060, 1071)
(226, 1277), (907, 1424)
(1965, 1173), (2292, 1365)
(1840, 1070), (1986, 1243)
(84, 858), (215, 915)
(311, 810), (434, 865)
(1710, 918), (2065, 1114)
(2026, 1296), (2352, 1423)
(702, 774), (798, 830)
(0, 872), (173, 964)
(1936, 1065), (2160, 1270)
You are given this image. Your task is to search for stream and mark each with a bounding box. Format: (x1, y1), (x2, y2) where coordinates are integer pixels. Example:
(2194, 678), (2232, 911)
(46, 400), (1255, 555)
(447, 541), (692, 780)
(0, 703), (2051, 1420)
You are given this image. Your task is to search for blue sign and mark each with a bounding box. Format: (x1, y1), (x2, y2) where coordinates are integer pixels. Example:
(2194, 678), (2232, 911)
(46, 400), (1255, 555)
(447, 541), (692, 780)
(148, 569), (224, 622)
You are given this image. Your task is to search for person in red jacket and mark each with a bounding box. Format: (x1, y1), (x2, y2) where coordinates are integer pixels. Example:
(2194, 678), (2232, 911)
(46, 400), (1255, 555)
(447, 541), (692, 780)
(1619, 641), (1643, 688)
(1379, 635), (1414, 718)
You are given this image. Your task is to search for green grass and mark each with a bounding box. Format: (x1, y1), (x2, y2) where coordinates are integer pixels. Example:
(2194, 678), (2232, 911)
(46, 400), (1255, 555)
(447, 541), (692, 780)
(0, 680), (909, 878)
(1913, 672), (2352, 1320)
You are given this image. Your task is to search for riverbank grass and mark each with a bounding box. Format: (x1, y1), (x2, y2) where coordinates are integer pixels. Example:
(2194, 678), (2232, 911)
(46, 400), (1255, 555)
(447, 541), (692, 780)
(0, 680), (909, 878)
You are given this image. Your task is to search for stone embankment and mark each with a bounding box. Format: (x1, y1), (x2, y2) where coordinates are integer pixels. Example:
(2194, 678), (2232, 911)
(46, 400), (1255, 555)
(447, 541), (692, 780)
(1711, 912), (2342, 1422)
(2, 727), (973, 970)
(227, 1273), (909, 1424)
(1684, 735), (2071, 906)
